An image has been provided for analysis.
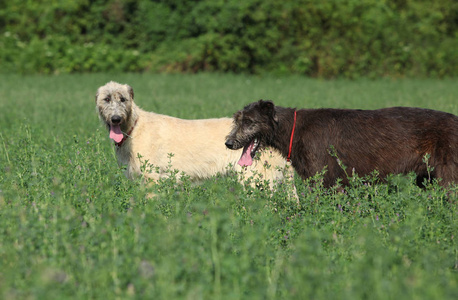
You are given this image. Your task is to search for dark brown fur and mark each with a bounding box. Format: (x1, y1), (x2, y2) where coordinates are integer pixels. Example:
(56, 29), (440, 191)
(226, 100), (458, 187)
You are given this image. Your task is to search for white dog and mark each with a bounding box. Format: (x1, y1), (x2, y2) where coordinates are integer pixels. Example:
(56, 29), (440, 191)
(95, 81), (294, 189)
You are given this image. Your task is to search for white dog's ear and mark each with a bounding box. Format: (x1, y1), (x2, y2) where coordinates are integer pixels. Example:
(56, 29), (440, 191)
(95, 91), (99, 103)
(127, 85), (134, 100)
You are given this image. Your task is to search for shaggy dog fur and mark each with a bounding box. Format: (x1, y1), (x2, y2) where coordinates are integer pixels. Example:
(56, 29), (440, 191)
(95, 82), (292, 188)
(226, 100), (458, 187)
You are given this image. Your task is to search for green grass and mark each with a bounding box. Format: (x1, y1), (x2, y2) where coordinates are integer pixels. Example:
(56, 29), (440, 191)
(0, 74), (457, 299)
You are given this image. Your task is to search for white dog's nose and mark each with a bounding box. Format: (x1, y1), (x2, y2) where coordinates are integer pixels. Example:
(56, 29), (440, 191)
(111, 115), (122, 124)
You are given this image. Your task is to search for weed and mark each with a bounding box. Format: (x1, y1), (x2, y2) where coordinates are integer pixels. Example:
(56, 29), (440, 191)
(0, 74), (456, 299)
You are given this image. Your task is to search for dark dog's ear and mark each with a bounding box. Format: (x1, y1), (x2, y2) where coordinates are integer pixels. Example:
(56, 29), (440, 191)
(259, 100), (278, 123)
(127, 85), (134, 100)
(233, 111), (242, 121)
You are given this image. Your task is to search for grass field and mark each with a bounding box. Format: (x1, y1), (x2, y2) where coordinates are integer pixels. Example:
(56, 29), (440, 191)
(0, 74), (457, 299)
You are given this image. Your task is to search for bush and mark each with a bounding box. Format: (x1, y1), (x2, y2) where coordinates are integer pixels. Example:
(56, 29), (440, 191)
(0, 0), (457, 77)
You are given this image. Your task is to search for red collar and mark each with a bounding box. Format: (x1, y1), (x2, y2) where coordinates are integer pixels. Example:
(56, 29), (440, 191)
(115, 120), (137, 148)
(287, 110), (296, 162)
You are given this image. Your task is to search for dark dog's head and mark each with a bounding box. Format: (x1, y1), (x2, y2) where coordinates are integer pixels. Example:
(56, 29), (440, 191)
(225, 100), (278, 166)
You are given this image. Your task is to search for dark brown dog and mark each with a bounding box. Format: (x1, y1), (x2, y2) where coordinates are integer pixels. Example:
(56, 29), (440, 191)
(226, 100), (458, 187)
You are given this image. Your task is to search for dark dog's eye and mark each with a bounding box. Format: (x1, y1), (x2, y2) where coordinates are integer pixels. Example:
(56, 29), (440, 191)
(120, 97), (126, 103)
(104, 97), (111, 102)
(243, 119), (252, 126)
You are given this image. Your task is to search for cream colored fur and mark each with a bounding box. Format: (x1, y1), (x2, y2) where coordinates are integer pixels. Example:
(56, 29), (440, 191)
(96, 81), (293, 188)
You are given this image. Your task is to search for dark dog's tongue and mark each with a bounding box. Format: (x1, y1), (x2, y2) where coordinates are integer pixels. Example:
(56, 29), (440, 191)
(109, 125), (124, 143)
(238, 140), (255, 166)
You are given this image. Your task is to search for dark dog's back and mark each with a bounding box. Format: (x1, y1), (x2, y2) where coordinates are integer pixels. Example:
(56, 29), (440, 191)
(291, 107), (457, 186)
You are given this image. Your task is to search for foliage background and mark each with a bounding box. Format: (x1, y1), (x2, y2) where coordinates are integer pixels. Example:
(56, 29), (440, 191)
(0, 0), (457, 78)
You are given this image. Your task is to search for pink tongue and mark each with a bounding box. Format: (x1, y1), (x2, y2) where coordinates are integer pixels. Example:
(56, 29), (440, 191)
(109, 125), (124, 143)
(238, 140), (255, 166)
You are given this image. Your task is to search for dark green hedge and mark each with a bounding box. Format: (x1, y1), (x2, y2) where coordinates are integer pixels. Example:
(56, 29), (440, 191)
(1, 0), (457, 78)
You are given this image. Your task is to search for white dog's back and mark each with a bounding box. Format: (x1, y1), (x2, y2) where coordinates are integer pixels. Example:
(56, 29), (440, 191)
(121, 109), (287, 183)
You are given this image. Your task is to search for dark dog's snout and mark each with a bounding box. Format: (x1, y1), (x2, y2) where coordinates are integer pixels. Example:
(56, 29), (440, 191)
(225, 139), (235, 149)
(111, 115), (122, 124)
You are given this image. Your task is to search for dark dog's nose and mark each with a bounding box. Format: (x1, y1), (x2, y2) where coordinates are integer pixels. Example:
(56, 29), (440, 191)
(111, 115), (122, 124)
(225, 140), (234, 149)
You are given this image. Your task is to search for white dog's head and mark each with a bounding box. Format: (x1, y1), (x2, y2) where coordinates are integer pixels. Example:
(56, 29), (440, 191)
(95, 81), (135, 143)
